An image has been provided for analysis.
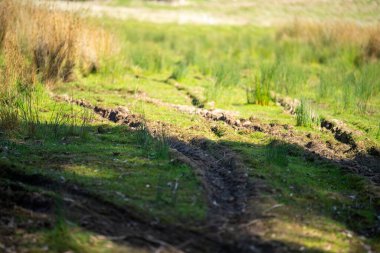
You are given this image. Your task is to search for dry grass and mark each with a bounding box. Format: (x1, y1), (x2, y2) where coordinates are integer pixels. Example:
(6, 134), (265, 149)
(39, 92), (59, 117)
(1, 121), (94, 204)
(277, 20), (380, 60)
(0, 0), (114, 133)
(0, 0), (113, 86)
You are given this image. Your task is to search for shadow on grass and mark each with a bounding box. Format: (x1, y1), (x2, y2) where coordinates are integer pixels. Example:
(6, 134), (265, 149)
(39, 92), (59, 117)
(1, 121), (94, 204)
(0, 121), (378, 252)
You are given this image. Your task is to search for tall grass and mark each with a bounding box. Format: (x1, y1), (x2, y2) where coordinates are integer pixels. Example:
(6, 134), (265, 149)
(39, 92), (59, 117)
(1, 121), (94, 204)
(245, 64), (274, 105)
(0, 0), (112, 134)
(115, 20), (379, 109)
(295, 99), (319, 127)
(170, 61), (188, 81)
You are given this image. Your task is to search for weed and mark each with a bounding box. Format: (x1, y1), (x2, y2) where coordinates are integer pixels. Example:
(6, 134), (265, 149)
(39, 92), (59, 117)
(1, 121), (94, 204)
(295, 99), (319, 127)
(246, 65), (273, 106)
(154, 127), (169, 160)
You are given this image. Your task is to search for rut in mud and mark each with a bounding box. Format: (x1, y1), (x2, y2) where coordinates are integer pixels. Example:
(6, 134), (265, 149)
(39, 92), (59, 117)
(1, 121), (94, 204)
(55, 95), (248, 220)
(0, 164), (237, 253)
(272, 93), (360, 150)
(53, 95), (289, 252)
(135, 92), (380, 185)
(55, 95), (247, 217)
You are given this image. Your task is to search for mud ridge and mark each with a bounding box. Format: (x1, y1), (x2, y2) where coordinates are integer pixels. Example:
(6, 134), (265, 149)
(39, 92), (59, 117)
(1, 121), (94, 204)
(136, 94), (380, 185)
(272, 92), (365, 152)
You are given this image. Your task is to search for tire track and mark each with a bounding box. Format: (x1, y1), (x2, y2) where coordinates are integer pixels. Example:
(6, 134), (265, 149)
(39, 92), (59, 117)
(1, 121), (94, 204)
(54, 94), (286, 252)
(134, 93), (380, 185)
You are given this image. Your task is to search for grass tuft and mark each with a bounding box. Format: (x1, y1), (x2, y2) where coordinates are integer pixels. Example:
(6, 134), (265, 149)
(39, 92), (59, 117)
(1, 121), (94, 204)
(266, 139), (289, 167)
(295, 99), (319, 127)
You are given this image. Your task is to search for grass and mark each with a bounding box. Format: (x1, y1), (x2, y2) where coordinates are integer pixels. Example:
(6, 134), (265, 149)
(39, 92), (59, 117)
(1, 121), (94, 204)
(266, 139), (289, 167)
(50, 44), (379, 251)
(94, 18), (380, 143)
(231, 138), (379, 252)
(295, 99), (320, 127)
(0, 88), (206, 222)
(1, 1), (380, 252)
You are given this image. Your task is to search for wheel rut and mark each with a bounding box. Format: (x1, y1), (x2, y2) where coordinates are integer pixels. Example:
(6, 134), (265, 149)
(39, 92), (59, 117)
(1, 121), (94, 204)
(135, 92), (380, 186)
(53, 94), (287, 252)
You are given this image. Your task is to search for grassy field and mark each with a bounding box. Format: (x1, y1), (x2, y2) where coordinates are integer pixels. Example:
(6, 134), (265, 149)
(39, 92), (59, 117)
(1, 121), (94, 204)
(1, 0), (380, 252)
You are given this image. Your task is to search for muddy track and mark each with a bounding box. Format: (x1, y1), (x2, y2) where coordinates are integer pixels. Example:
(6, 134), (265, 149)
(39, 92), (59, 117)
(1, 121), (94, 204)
(272, 93), (362, 149)
(55, 95), (248, 220)
(54, 95), (248, 223)
(0, 164), (241, 253)
(143, 76), (378, 158)
(54, 95), (289, 252)
(166, 79), (205, 108)
(134, 93), (380, 185)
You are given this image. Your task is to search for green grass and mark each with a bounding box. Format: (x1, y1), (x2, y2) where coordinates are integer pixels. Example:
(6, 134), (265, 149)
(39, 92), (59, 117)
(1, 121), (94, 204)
(92, 19), (380, 144)
(295, 99), (320, 127)
(49, 53), (380, 252)
(63, 18), (378, 251)
(227, 138), (379, 252)
(1, 4), (380, 252)
(0, 87), (207, 224)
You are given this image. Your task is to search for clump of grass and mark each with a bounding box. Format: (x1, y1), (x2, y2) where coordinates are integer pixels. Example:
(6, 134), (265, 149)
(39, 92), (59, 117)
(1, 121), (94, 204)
(129, 44), (166, 73)
(154, 127), (169, 160)
(365, 27), (380, 60)
(18, 89), (41, 137)
(0, 0), (113, 84)
(342, 72), (355, 110)
(46, 197), (85, 253)
(136, 121), (169, 160)
(170, 61), (188, 81)
(246, 65), (274, 105)
(295, 99), (319, 127)
(212, 61), (240, 87)
(355, 63), (379, 114)
(0, 0), (112, 135)
(0, 95), (19, 133)
(266, 139), (289, 167)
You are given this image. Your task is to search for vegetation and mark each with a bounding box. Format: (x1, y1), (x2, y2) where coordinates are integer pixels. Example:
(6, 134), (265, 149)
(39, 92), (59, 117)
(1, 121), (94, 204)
(1, 0), (379, 252)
